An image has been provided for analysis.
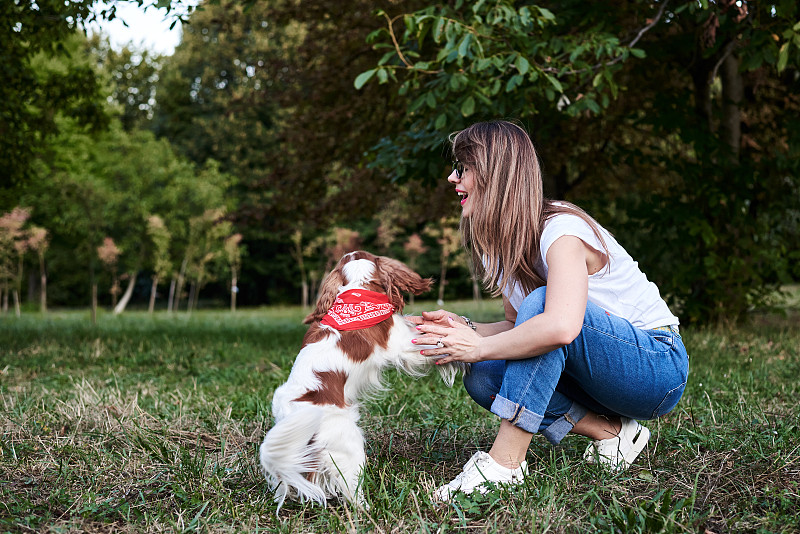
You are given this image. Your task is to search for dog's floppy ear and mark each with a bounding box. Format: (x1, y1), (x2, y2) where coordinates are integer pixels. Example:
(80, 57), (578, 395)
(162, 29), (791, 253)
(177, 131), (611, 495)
(304, 267), (345, 324)
(376, 256), (433, 312)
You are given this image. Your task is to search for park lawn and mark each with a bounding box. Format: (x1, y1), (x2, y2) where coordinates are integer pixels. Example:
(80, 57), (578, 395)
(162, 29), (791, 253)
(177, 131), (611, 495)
(1, 301), (799, 533)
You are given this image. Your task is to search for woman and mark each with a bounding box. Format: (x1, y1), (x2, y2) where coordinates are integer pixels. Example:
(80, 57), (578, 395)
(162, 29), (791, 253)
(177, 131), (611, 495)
(410, 120), (688, 501)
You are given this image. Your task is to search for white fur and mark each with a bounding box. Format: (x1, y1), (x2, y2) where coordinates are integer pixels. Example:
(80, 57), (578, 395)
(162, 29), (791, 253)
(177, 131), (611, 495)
(259, 255), (464, 511)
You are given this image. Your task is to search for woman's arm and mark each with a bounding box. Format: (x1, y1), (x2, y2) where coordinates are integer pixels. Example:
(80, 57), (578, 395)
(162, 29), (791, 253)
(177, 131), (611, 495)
(406, 298), (516, 336)
(415, 235), (590, 364)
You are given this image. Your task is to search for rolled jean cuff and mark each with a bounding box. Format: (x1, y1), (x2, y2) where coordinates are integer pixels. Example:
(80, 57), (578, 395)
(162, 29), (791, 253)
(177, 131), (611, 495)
(540, 402), (588, 446)
(490, 394), (544, 434)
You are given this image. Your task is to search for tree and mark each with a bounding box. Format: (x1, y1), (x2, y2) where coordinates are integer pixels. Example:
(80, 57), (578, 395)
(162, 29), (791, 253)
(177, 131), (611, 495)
(176, 208), (232, 314)
(27, 226), (50, 312)
(88, 35), (165, 132)
(224, 233), (244, 312)
(0, 207), (32, 316)
(361, 0), (800, 323)
(146, 215), (172, 313)
(151, 0), (438, 304)
(97, 237), (122, 310)
(424, 216), (463, 305)
(403, 233), (428, 304)
(0, 1), (108, 193)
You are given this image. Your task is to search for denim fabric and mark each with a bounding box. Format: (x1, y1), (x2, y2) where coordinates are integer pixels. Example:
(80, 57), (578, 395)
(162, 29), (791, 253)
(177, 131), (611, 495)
(463, 286), (689, 445)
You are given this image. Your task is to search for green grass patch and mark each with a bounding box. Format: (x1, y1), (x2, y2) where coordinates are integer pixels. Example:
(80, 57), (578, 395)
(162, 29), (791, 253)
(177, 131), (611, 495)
(2, 301), (799, 532)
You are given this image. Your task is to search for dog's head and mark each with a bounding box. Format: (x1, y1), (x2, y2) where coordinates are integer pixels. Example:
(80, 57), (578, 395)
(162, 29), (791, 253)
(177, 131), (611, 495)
(304, 251), (433, 324)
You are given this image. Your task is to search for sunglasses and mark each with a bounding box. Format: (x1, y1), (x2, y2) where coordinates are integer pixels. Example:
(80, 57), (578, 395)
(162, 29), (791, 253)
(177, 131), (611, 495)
(452, 160), (466, 179)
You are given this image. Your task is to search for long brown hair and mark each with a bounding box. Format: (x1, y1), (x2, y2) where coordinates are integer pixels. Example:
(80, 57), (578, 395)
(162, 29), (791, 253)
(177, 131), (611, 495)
(450, 120), (609, 297)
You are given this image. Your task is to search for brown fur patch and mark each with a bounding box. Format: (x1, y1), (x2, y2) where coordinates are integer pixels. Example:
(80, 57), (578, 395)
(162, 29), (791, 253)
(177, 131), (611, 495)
(337, 316), (394, 363)
(375, 256), (433, 312)
(294, 370), (348, 408)
(302, 323), (334, 348)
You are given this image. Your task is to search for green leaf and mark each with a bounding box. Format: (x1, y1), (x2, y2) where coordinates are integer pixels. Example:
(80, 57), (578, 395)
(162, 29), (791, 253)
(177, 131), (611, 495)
(505, 74), (523, 92)
(630, 48), (646, 59)
(435, 113), (447, 129)
(449, 75), (461, 91)
(376, 68), (388, 84)
(458, 33), (472, 58)
(544, 74), (563, 93)
(461, 96), (475, 116)
(425, 91), (437, 108)
(433, 17), (446, 43)
(515, 55), (530, 75)
(777, 42), (789, 73)
(586, 98), (601, 113)
(537, 7), (556, 21)
(354, 69), (376, 90)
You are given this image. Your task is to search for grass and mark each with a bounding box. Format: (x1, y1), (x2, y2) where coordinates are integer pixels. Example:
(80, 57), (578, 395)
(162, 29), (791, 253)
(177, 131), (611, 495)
(1, 300), (799, 533)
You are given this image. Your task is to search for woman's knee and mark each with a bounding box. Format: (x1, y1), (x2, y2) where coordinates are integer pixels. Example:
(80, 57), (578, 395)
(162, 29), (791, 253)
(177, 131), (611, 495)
(463, 360), (503, 411)
(516, 286), (547, 326)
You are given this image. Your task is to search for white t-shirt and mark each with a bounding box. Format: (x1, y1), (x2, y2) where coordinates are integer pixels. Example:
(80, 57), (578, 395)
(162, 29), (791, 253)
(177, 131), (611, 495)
(503, 212), (679, 330)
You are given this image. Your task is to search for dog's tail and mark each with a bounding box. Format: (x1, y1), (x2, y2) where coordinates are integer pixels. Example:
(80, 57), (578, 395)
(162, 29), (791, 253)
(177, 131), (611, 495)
(259, 405), (327, 512)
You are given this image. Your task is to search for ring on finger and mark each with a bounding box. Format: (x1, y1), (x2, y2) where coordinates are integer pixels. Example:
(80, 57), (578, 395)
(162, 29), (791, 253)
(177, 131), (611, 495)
(436, 338), (445, 349)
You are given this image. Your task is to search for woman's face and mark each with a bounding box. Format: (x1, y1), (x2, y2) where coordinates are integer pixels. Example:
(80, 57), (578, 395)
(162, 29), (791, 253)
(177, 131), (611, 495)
(448, 161), (475, 217)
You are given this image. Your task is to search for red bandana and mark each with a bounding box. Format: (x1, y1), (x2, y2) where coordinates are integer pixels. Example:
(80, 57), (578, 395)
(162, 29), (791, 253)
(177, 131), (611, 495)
(320, 289), (395, 331)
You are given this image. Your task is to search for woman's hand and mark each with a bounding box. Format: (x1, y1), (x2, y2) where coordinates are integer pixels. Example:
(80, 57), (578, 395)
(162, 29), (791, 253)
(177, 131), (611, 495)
(411, 314), (485, 364)
(405, 309), (463, 329)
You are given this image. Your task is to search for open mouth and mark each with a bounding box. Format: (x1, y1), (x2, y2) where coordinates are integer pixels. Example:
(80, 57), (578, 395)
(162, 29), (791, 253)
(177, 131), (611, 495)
(457, 191), (469, 205)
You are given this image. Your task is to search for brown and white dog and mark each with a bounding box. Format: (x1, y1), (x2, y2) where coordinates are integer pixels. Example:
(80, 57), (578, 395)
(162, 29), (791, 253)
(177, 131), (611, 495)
(259, 251), (462, 510)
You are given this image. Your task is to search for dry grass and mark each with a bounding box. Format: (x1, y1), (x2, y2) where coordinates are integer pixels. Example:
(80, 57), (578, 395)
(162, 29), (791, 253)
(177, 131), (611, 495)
(1, 302), (799, 532)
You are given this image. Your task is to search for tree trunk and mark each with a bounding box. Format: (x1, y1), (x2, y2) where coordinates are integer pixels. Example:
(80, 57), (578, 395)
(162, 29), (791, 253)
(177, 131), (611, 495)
(719, 52), (743, 163)
(91, 283), (98, 325)
(111, 273), (119, 309)
(192, 274), (204, 312)
(167, 278), (176, 313)
(90, 262), (97, 325)
(437, 256), (447, 305)
(15, 255), (23, 316)
(230, 269), (237, 312)
(113, 272), (137, 315)
(12, 290), (20, 317)
(187, 281), (197, 315)
(466, 257), (482, 301)
(149, 275), (159, 314)
(1, 286), (7, 313)
(39, 252), (47, 313)
(28, 272), (35, 303)
(174, 257), (189, 311)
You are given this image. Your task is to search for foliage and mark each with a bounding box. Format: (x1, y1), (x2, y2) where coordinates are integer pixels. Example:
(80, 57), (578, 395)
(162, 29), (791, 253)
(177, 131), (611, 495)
(358, 0), (665, 184)
(22, 110), (232, 308)
(1, 305), (798, 531)
(4, 0), (799, 318)
(146, 215), (173, 286)
(89, 34), (165, 132)
(0, 0), (108, 191)
(0, 207), (33, 315)
(360, 0), (800, 323)
(178, 208), (234, 312)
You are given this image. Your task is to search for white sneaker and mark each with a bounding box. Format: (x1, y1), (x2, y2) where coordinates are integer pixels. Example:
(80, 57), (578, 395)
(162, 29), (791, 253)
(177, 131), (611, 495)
(433, 451), (528, 501)
(583, 417), (650, 471)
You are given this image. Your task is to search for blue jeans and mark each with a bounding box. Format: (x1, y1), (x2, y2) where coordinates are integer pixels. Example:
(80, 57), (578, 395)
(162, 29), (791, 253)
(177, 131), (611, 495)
(464, 287), (689, 445)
